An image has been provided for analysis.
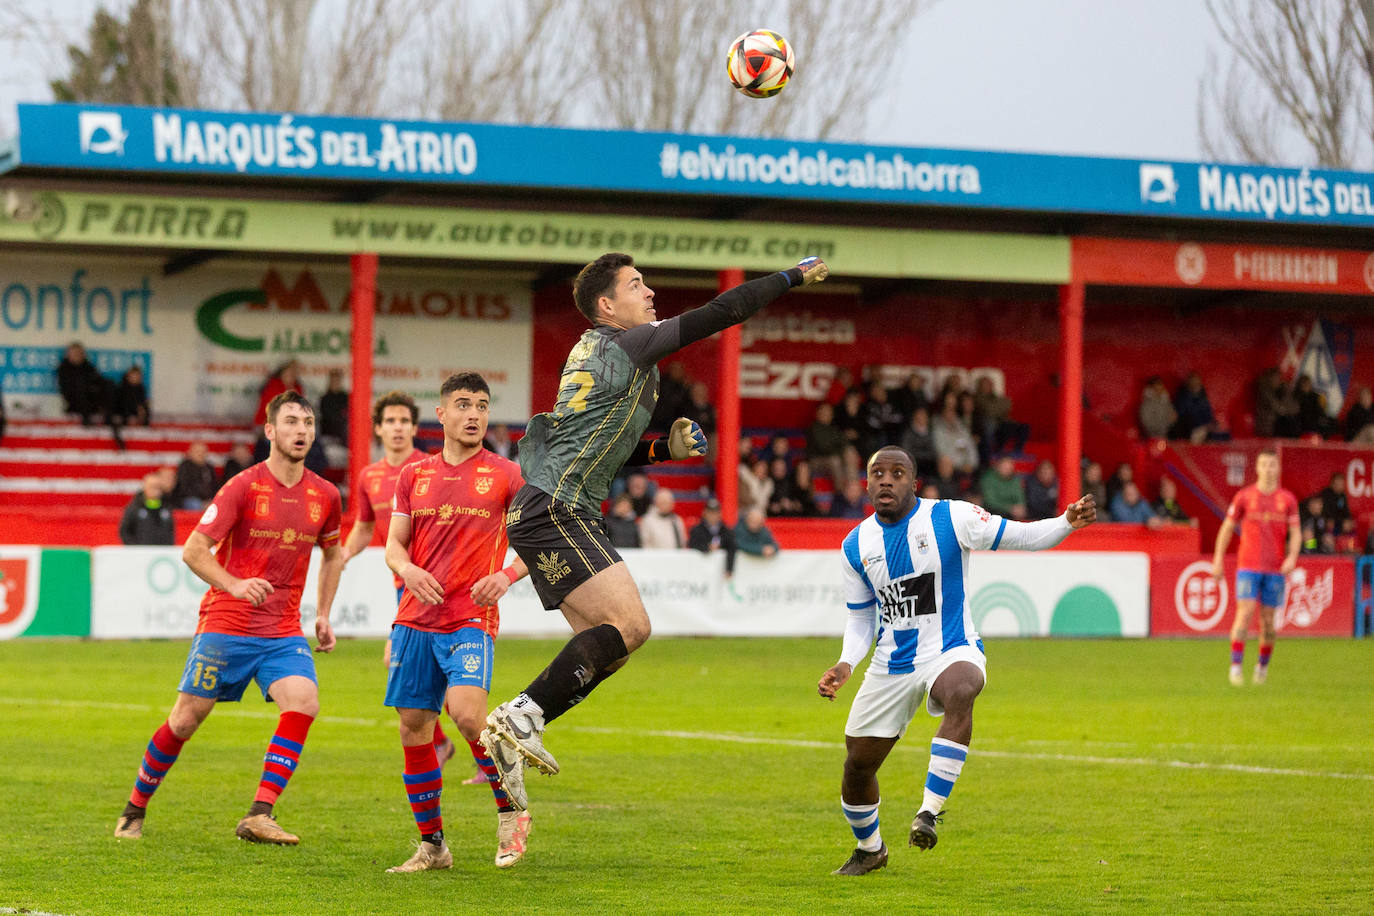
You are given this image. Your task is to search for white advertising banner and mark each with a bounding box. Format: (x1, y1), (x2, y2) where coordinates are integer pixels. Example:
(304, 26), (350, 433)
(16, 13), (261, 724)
(0, 252), (532, 422)
(88, 547), (1150, 640)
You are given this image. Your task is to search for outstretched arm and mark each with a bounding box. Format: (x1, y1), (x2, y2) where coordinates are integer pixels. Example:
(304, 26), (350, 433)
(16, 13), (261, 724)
(617, 258), (829, 368)
(996, 494), (1097, 551)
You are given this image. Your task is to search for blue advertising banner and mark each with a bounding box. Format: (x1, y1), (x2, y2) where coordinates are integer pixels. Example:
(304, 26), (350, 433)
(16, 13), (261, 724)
(10, 102), (1374, 227)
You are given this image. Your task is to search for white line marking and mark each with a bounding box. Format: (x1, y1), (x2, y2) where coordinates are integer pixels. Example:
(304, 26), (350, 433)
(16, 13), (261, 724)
(1, 908), (78, 916)
(6, 697), (1371, 782)
(566, 726), (1374, 782)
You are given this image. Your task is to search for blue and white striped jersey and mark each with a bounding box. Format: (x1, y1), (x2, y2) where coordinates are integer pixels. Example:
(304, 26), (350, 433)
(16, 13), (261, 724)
(841, 499), (1005, 675)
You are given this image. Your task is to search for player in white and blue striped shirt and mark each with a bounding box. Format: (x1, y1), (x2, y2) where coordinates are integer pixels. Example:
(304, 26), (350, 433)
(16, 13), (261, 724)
(819, 446), (1097, 875)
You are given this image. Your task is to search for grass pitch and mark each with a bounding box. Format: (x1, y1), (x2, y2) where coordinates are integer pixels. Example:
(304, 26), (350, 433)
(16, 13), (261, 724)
(2, 636), (1371, 915)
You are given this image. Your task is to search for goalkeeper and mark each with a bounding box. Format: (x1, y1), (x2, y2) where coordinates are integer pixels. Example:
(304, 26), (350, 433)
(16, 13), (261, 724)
(482, 252), (829, 790)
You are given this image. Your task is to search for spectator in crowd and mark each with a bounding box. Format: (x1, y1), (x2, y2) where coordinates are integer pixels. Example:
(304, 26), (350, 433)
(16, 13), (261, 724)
(650, 361), (692, 431)
(1082, 461), (1108, 510)
(767, 434), (793, 465)
(171, 442), (218, 510)
(738, 457), (774, 517)
(890, 372), (930, 424)
(1300, 495), (1336, 554)
(919, 483), (941, 501)
(1319, 471), (1352, 526)
(686, 382), (717, 446)
(1138, 376), (1177, 440)
(484, 423), (515, 460)
(318, 369), (349, 441)
(617, 471), (655, 516)
(254, 359), (305, 426)
(119, 472), (176, 545)
(604, 494), (641, 549)
(978, 456), (1028, 520)
(785, 459), (820, 517)
(1292, 374), (1332, 437)
(1024, 459), (1059, 519)
(899, 407), (938, 477)
(638, 489), (687, 549)
(825, 366), (858, 404)
(113, 365), (150, 427)
(687, 497), (737, 574)
(1366, 526), (1374, 556)
(1153, 476), (1192, 523)
(734, 507), (779, 558)
(806, 401), (850, 485)
(833, 389), (868, 461)
(767, 457), (797, 516)
(861, 382), (904, 456)
(1345, 385), (1374, 444)
(1105, 462), (1135, 508)
(1171, 371), (1223, 443)
(1109, 481), (1159, 526)
(972, 376), (1029, 460)
(1254, 368), (1300, 438)
(932, 393), (979, 475)
(221, 441), (253, 482)
(57, 342), (122, 446)
(1334, 518), (1361, 555)
(829, 478), (868, 519)
(930, 453), (963, 500)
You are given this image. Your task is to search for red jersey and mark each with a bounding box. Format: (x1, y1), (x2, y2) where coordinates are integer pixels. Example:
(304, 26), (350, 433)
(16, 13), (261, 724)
(355, 449), (427, 544)
(391, 449), (523, 636)
(194, 462), (342, 637)
(1226, 484), (1299, 573)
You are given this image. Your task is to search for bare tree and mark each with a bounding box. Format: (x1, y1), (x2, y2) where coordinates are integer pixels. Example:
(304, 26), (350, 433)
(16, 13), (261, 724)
(1200, 0), (1371, 168)
(577, 0), (935, 139)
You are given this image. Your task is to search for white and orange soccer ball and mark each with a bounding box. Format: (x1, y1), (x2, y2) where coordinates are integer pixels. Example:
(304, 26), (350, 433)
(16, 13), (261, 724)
(726, 29), (795, 98)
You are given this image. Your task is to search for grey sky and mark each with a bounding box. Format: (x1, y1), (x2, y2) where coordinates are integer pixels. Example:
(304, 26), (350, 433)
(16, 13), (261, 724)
(0, 0), (1221, 162)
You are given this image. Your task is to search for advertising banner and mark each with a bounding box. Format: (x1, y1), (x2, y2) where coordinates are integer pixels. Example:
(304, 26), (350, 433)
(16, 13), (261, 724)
(0, 252), (531, 422)
(14, 102), (1374, 227)
(86, 546), (1149, 640)
(0, 190), (1068, 283)
(1150, 554), (1355, 637)
(1165, 442), (1374, 523)
(0, 546), (91, 638)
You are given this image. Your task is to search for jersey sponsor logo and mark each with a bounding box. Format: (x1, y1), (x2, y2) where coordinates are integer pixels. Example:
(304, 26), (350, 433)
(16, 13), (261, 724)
(861, 553), (883, 570)
(199, 503), (219, 526)
(249, 528), (282, 540)
(536, 550), (572, 585)
(477, 466), (494, 473)
(250, 482), (273, 493)
(1173, 560), (1228, 631)
(505, 507), (522, 526)
(438, 504), (456, 522)
(282, 527), (298, 546)
(475, 476), (493, 495)
(877, 572), (936, 626)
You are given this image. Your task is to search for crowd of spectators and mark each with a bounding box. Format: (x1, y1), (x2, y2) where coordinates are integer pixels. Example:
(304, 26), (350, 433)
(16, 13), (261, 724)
(1298, 472), (1368, 556)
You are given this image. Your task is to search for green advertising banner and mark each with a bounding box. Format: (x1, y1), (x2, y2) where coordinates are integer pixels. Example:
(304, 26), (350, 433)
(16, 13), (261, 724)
(0, 190), (1069, 283)
(0, 547), (91, 638)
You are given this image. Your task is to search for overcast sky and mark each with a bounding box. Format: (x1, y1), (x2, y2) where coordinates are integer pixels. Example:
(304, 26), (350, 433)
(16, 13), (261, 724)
(0, 0), (1221, 162)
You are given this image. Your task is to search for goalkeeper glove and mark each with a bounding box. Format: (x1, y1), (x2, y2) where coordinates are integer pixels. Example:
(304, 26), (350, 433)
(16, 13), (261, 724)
(666, 417), (708, 460)
(792, 256), (829, 287)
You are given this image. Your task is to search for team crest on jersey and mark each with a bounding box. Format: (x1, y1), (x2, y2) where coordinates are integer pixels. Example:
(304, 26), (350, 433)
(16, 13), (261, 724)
(475, 476), (493, 495)
(415, 475), (432, 496)
(915, 532), (931, 555)
(253, 495), (270, 518)
(462, 653), (481, 673)
(308, 502), (322, 523)
(537, 551), (572, 585)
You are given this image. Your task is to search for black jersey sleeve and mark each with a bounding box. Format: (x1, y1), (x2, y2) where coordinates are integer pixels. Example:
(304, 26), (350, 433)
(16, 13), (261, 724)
(615, 270), (800, 368)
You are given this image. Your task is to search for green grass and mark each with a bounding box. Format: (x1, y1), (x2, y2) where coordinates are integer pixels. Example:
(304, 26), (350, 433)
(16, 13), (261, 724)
(1, 637), (1371, 915)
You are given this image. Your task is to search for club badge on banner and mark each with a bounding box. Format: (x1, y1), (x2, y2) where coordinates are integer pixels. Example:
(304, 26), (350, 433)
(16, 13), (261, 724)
(1149, 554), (1356, 636)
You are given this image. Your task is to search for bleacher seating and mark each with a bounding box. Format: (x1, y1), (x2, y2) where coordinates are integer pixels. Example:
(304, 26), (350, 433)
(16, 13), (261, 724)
(0, 418), (257, 508)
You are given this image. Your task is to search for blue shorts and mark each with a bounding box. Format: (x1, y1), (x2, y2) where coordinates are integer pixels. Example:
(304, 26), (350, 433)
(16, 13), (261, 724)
(396, 586), (404, 604)
(178, 633), (317, 702)
(384, 624), (494, 711)
(1236, 570), (1286, 608)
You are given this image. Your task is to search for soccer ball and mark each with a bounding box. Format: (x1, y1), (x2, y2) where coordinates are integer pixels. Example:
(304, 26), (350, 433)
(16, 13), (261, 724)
(726, 30), (794, 98)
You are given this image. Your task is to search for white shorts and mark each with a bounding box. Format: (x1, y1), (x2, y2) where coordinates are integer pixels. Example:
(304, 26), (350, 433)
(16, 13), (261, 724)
(844, 645), (987, 739)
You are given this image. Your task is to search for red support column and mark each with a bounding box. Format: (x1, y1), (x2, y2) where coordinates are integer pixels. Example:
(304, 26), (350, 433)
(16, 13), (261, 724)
(1057, 279), (1085, 511)
(347, 253), (378, 507)
(716, 268), (745, 524)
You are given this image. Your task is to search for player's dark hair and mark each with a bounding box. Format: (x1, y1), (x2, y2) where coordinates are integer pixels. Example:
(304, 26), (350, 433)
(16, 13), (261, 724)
(372, 390), (418, 426)
(266, 390), (313, 424)
(440, 372), (490, 400)
(1257, 447), (1279, 460)
(574, 252), (635, 323)
(867, 445), (914, 470)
